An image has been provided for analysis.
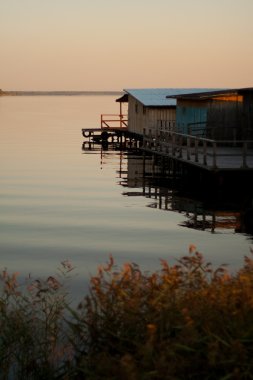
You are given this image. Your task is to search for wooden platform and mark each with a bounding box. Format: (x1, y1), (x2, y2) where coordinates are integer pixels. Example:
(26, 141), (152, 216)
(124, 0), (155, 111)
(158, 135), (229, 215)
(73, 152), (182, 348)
(82, 127), (128, 141)
(142, 131), (253, 171)
(81, 126), (253, 172)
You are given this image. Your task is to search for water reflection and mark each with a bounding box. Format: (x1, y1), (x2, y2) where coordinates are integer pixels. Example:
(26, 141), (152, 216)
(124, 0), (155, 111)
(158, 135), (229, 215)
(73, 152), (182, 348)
(83, 142), (253, 237)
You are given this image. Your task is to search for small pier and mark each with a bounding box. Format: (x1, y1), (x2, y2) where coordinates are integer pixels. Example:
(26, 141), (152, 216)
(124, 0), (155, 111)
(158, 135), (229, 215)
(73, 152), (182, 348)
(82, 113), (143, 148)
(82, 124), (253, 173)
(82, 113), (128, 143)
(82, 127), (128, 143)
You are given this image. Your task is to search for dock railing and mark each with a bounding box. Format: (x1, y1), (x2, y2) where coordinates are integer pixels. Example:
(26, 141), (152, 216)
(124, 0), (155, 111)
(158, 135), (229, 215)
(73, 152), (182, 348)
(143, 129), (253, 170)
(101, 114), (128, 130)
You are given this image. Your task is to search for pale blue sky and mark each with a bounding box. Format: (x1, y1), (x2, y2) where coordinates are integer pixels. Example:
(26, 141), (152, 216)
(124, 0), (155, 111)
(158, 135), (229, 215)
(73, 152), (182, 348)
(1, 0), (253, 90)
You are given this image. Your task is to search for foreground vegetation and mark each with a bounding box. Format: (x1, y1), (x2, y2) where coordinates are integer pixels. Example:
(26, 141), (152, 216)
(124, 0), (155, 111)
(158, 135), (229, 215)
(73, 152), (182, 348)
(1, 246), (253, 379)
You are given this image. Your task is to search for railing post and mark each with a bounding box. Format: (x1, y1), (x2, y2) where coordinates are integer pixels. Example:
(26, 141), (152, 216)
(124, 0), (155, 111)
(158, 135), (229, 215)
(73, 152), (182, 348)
(179, 135), (183, 158)
(203, 140), (207, 165)
(164, 131), (168, 154)
(195, 138), (199, 163)
(149, 129), (153, 149)
(166, 131), (170, 144)
(156, 128), (160, 152)
(212, 141), (217, 168)
(172, 133), (175, 156)
(143, 128), (146, 148)
(101, 114), (103, 129)
(187, 136), (190, 160)
(242, 141), (248, 168)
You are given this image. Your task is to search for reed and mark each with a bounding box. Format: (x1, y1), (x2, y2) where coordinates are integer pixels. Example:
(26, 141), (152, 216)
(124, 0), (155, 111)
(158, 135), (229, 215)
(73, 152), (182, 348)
(1, 247), (253, 379)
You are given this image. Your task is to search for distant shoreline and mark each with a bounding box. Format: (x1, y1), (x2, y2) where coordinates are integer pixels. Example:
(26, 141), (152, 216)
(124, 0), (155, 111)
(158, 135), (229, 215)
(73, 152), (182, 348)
(0, 90), (123, 96)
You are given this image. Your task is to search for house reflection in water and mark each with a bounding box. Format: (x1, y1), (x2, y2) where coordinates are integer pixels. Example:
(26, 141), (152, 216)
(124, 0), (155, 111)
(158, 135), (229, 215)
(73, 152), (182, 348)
(82, 142), (253, 236)
(122, 154), (253, 236)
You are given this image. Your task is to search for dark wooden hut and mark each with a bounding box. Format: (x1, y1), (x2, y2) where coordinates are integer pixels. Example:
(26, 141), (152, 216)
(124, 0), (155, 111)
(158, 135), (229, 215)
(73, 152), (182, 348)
(168, 88), (253, 140)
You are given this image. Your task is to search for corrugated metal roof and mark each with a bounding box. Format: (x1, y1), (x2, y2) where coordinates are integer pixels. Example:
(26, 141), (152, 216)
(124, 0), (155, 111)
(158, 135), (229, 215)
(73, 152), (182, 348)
(167, 88), (242, 100)
(124, 88), (223, 107)
(169, 87), (253, 99)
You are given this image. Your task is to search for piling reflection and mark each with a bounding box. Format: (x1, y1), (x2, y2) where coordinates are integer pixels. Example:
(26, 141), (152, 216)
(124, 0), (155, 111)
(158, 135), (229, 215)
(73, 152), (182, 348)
(82, 142), (253, 237)
(124, 185), (243, 234)
(125, 154), (253, 235)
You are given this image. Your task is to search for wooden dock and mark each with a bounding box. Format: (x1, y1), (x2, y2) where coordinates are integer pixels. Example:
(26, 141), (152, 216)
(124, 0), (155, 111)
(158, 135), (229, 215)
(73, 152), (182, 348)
(82, 127), (127, 142)
(82, 113), (130, 142)
(142, 130), (253, 171)
(81, 113), (253, 175)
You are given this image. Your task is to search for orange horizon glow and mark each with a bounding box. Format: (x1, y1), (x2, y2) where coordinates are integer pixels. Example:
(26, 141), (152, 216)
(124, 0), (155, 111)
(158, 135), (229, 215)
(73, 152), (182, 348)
(1, 0), (253, 91)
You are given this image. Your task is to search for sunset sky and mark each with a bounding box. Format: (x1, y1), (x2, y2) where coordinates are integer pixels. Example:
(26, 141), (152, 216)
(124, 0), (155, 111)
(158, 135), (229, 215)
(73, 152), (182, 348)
(1, 0), (253, 91)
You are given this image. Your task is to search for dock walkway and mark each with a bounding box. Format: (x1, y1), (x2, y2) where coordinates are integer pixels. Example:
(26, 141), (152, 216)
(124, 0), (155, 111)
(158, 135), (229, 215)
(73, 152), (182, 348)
(142, 130), (253, 171)
(81, 117), (253, 172)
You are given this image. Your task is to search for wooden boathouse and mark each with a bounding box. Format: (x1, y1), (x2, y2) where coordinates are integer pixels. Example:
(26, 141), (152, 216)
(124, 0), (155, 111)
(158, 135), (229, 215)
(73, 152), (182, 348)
(82, 87), (253, 186)
(82, 88), (212, 141)
(168, 88), (251, 139)
(120, 88), (176, 137)
(142, 88), (253, 168)
(116, 88), (217, 137)
(141, 87), (253, 191)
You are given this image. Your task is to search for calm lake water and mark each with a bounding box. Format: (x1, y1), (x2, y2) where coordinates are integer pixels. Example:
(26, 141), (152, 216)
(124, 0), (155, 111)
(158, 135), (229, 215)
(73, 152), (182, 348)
(1, 95), (253, 297)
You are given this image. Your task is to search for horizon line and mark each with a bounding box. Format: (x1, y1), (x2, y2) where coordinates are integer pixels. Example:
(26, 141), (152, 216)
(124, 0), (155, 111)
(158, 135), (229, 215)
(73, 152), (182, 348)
(1, 90), (124, 96)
